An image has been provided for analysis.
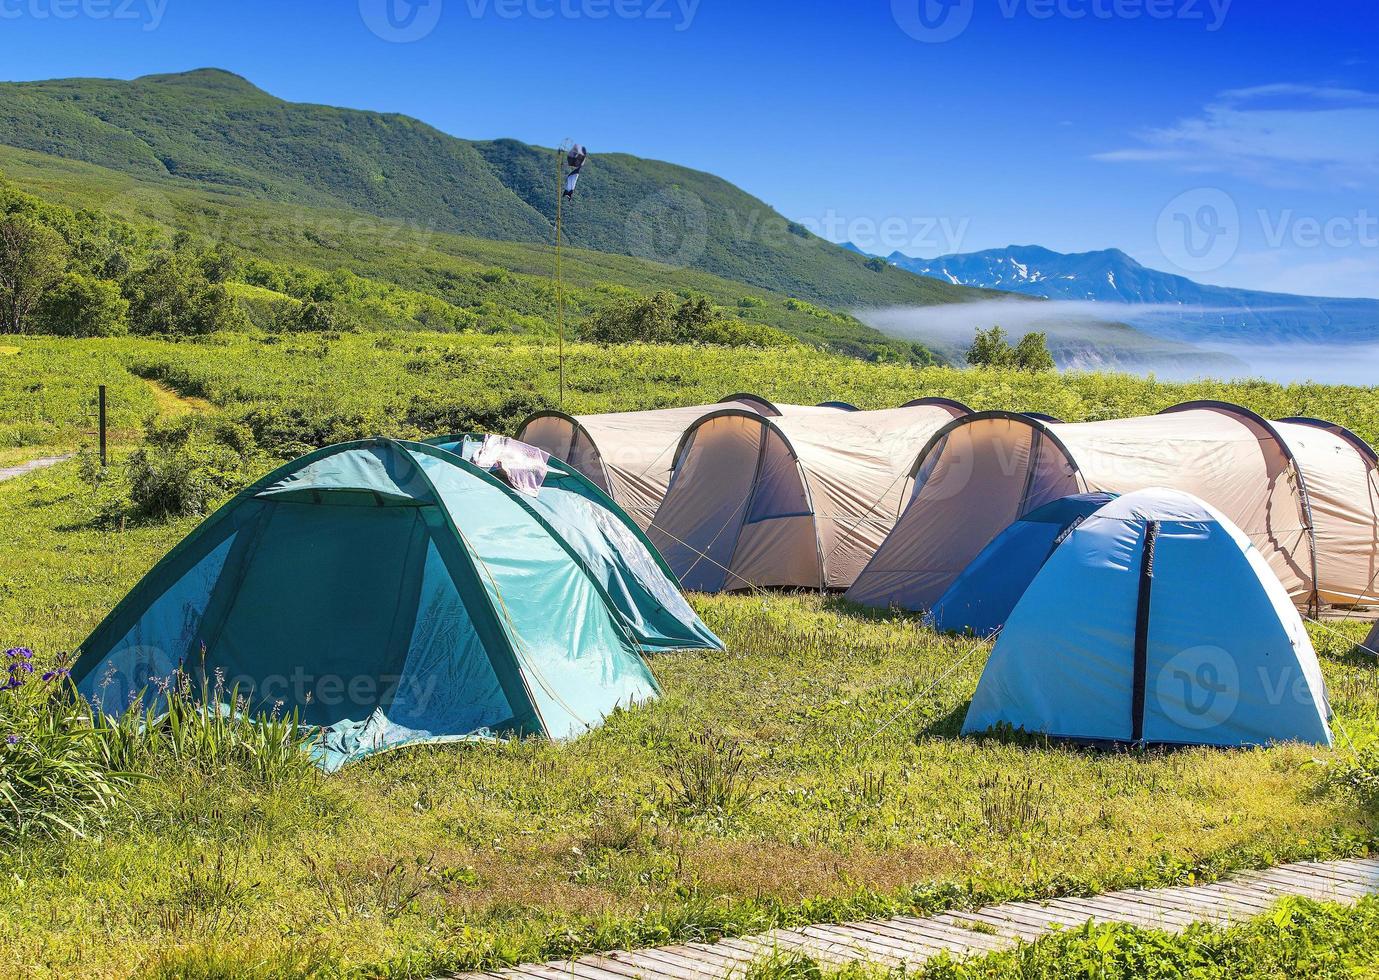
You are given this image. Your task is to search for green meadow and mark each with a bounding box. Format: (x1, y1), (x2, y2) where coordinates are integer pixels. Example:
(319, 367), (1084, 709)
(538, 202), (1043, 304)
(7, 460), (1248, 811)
(2, 334), (1379, 978)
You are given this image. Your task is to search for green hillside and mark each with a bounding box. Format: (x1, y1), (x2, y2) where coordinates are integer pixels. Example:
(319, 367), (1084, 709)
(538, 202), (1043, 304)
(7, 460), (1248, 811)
(0, 69), (993, 311)
(0, 145), (944, 362)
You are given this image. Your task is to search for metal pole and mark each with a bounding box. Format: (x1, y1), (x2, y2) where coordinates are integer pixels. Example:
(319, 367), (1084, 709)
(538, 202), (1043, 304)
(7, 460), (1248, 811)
(98, 384), (107, 468)
(555, 145), (565, 411)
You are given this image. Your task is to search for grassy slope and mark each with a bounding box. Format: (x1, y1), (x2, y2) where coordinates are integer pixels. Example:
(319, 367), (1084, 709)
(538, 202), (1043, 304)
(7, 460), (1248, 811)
(0, 144), (948, 362)
(0, 69), (993, 311)
(2, 336), (1378, 978)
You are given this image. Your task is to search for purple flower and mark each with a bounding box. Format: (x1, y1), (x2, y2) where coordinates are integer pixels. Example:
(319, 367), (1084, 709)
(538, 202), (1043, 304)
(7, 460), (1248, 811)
(4, 735), (19, 746)
(4, 648), (33, 661)
(41, 667), (70, 682)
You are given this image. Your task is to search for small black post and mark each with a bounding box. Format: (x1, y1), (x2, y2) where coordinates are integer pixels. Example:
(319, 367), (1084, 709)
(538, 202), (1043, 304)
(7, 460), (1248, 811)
(98, 384), (107, 468)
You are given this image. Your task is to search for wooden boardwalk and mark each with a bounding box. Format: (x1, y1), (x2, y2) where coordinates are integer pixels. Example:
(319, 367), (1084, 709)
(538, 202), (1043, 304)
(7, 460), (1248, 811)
(452, 857), (1379, 980)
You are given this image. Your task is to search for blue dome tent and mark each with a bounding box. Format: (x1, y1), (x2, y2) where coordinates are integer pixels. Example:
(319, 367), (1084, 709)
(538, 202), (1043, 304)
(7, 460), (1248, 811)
(962, 488), (1332, 748)
(927, 492), (1117, 636)
(72, 439), (665, 770)
(425, 433), (722, 653)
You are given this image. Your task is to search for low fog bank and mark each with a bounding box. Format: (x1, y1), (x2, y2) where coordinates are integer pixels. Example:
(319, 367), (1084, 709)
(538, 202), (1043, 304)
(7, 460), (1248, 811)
(858, 301), (1379, 385)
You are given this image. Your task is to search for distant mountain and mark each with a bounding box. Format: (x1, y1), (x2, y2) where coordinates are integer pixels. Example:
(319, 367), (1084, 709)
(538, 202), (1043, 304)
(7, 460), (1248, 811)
(888, 244), (1379, 343)
(0, 69), (993, 313)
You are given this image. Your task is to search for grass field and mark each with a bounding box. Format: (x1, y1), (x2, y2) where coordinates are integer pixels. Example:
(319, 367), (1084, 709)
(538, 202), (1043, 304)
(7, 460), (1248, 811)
(3, 335), (1379, 979)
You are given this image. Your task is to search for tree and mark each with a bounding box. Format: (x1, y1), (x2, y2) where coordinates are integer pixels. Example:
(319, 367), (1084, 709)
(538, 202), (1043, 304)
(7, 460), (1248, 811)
(124, 254), (247, 336)
(966, 325), (1015, 367)
(966, 326), (1056, 372)
(0, 217), (69, 333)
(1013, 331), (1055, 372)
(35, 273), (129, 337)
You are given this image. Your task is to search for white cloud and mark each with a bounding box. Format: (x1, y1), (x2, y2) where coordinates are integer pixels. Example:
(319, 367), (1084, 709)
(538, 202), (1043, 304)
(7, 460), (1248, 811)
(1094, 84), (1379, 187)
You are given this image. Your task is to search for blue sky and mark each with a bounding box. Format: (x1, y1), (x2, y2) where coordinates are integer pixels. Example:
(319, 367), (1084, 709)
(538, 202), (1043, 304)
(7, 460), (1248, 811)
(0, 0), (1375, 297)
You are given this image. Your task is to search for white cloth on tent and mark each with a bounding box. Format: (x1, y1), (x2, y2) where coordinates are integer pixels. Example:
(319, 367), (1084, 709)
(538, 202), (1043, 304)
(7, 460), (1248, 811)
(473, 435), (550, 497)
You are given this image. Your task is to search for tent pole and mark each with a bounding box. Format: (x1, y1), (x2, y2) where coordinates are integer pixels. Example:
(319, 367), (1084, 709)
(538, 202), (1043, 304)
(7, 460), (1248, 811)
(555, 144), (565, 412)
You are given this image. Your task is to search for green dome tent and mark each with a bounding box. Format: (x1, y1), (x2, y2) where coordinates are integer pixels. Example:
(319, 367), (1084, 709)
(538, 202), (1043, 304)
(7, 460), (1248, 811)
(425, 433), (722, 653)
(71, 439), (662, 770)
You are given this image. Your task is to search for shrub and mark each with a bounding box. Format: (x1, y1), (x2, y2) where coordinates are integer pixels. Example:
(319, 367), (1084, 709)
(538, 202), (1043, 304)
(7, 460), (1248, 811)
(125, 414), (263, 520)
(34, 272), (130, 337)
(584, 291), (793, 347)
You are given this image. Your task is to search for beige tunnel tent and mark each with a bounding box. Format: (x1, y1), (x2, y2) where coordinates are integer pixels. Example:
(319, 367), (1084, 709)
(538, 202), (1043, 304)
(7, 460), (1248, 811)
(847, 402), (1379, 613)
(517, 396), (852, 530)
(518, 394), (782, 530)
(649, 399), (972, 592)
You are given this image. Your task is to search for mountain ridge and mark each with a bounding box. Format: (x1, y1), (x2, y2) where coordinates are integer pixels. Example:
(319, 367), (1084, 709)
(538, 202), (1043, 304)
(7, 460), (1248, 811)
(0, 69), (995, 312)
(879, 244), (1379, 343)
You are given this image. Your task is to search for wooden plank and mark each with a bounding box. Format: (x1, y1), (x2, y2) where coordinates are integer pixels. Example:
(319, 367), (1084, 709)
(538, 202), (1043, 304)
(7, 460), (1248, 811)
(559, 960), (655, 980)
(944, 910), (1053, 942)
(997, 902), (1096, 928)
(1044, 897), (1185, 930)
(631, 947), (732, 978)
(719, 932), (856, 967)
(860, 917), (986, 954)
(1103, 890), (1216, 924)
(1256, 867), (1373, 899)
(1314, 859), (1379, 881)
(793, 926), (908, 966)
(671, 944), (763, 970)
(914, 915), (1015, 951)
(578, 954), (703, 980)
(1130, 887), (1249, 919)
(839, 919), (961, 956)
(1290, 861), (1379, 886)
(1244, 870), (1357, 901)
(799, 922), (921, 959)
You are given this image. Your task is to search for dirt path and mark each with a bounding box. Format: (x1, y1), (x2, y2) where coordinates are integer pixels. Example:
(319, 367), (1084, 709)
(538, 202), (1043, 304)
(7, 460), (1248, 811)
(141, 377), (214, 417)
(0, 454), (72, 483)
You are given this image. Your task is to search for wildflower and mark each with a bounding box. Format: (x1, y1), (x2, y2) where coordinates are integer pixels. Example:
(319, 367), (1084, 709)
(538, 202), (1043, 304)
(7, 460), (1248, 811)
(4, 734), (19, 746)
(4, 648), (33, 661)
(41, 667), (71, 682)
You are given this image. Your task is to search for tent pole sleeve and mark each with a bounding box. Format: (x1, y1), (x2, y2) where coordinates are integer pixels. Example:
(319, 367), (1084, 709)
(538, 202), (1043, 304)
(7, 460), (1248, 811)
(1131, 520), (1159, 744)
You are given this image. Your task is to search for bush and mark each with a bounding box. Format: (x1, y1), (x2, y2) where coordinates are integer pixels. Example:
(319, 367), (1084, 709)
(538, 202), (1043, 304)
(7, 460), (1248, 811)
(584, 291), (794, 347)
(34, 272), (129, 337)
(125, 414), (263, 520)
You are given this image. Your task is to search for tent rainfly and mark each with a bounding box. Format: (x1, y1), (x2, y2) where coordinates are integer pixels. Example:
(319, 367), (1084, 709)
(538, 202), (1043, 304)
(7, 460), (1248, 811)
(648, 399), (972, 591)
(426, 433), (722, 652)
(961, 488), (1333, 748)
(926, 492), (1117, 636)
(71, 440), (661, 770)
(517, 394), (827, 530)
(848, 403), (1379, 613)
